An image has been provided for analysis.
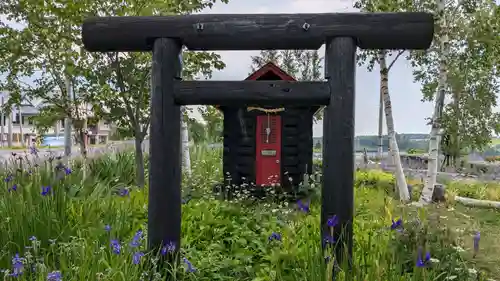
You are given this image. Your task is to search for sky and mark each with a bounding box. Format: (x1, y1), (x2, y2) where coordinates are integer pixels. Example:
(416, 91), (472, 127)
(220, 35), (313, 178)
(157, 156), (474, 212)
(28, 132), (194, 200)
(194, 0), (436, 136)
(1, 0), (438, 137)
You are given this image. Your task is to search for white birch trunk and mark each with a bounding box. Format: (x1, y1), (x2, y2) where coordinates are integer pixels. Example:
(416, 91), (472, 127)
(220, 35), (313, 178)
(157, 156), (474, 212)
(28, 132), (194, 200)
(181, 108), (191, 175)
(377, 89), (384, 162)
(379, 50), (410, 202)
(55, 120), (60, 139)
(1, 96), (4, 147)
(455, 196), (500, 209)
(64, 74), (72, 158)
(419, 0), (448, 204)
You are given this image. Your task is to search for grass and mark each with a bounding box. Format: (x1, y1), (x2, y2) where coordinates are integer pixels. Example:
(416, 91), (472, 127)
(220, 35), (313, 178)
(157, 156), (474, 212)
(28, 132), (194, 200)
(0, 143), (111, 150)
(490, 138), (500, 146)
(425, 204), (500, 277)
(0, 146), (497, 280)
(0, 145), (62, 150)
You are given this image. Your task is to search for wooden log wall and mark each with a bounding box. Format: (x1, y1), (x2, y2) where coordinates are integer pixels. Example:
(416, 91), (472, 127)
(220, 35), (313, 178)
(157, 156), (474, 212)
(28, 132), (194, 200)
(281, 108), (314, 188)
(222, 107), (314, 189)
(223, 107), (256, 186)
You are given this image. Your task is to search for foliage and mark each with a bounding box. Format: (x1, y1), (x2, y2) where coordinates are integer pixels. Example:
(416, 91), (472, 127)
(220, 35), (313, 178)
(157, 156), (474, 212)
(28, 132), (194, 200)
(410, 0), (500, 161)
(197, 105), (224, 143)
(0, 0), (228, 185)
(186, 117), (208, 144)
(183, 105), (224, 145)
(484, 156), (500, 163)
(446, 180), (500, 201)
(27, 105), (65, 135)
(408, 148), (426, 155)
(0, 148), (493, 280)
(0, 0), (94, 132)
(86, 50), (225, 141)
(250, 50), (322, 82)
(314, 142), (321, 150)
(353, 0), (423, 70)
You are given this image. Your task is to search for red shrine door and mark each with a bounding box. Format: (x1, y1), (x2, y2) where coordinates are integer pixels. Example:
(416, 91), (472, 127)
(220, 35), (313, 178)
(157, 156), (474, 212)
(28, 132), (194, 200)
(255, 114), (282, 186)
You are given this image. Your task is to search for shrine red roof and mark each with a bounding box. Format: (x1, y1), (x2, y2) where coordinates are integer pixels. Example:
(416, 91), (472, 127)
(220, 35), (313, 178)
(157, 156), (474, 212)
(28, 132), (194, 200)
(245, 62), (296, 81)
(215, 62), (296, 109)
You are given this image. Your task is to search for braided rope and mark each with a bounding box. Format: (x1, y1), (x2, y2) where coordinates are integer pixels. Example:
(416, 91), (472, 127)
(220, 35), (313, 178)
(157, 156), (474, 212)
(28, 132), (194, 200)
(246, 107), (285, 113)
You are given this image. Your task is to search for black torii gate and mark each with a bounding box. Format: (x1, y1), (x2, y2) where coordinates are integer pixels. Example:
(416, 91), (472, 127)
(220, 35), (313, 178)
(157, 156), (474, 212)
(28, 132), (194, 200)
(82, 12), (433, 271)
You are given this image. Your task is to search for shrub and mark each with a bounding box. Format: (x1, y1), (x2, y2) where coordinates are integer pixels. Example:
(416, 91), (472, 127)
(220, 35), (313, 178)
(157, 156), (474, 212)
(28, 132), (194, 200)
(485, 156), (500, 162)
(0, 149), (488, 280)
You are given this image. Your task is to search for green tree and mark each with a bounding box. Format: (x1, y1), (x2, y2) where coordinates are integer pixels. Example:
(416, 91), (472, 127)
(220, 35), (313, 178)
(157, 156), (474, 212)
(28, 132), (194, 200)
(250, 50), (323, 81)
(0, 0), (228, 186)
(410, 0), (500, 166)
(250, 50), (281, 72)
(29, 105), (64, 135)
(0, 1), (95, 156)
(314, 141), (322, 150)
(198, 105), (223, 143)
(186, 116), (207, 144)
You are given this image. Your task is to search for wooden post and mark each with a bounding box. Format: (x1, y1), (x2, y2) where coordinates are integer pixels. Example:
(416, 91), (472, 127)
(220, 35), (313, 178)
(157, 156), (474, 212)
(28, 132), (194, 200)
(81, 12), (435, 280)
(321, 37), (356, 269)
(173, 81), (330, 106)
(148, 38), (182, 257)
(82, 13), (434, 51)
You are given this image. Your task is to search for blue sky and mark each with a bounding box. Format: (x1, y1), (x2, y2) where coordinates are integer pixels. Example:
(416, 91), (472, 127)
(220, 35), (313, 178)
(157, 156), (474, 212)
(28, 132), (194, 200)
(196, 0), (436, 136)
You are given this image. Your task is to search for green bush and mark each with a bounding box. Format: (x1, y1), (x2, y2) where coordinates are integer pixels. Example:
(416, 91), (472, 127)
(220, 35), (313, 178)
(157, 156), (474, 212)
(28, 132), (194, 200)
(407, 148), (426, 154)
(0, 149), (487, 280)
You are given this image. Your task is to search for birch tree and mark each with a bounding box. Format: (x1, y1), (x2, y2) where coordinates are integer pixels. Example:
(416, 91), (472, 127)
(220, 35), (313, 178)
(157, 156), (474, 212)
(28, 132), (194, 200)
(412, 0), (500, 203)
(417, 0), (449, 204)
(353, 0), (418, 202)
(181, 108), (192, 175)
(377, 85), (384, 159)
(378, 50), (410, 201)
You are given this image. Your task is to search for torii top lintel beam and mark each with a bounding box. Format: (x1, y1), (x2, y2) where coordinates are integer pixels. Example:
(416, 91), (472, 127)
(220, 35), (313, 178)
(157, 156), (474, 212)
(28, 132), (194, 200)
(82, 13), (434, 52)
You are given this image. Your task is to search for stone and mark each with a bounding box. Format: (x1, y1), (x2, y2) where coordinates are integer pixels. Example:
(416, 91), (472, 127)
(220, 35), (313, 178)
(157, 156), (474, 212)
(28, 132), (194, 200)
(407, 184), (413, 200)
(432, 183), (446, 202)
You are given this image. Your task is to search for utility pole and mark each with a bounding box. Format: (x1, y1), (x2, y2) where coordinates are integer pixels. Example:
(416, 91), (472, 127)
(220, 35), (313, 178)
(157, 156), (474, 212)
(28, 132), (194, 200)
(64, 74), (72, 157)
(18, 105), (23, 147)
(7, 105), (12, 147)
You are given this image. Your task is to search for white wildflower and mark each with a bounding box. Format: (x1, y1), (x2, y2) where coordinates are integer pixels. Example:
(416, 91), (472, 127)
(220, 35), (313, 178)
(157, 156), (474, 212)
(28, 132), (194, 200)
(468, 268), (477, 275)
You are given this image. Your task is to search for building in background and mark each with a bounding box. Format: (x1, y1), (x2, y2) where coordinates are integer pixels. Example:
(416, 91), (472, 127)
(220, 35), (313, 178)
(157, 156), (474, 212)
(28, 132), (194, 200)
(0, 92), (115, 147)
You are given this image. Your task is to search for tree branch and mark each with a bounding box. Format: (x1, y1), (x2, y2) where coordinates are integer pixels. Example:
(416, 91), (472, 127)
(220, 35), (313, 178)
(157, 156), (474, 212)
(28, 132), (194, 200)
(387, 50), (405, 71)
(112, 53), (139, 134)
